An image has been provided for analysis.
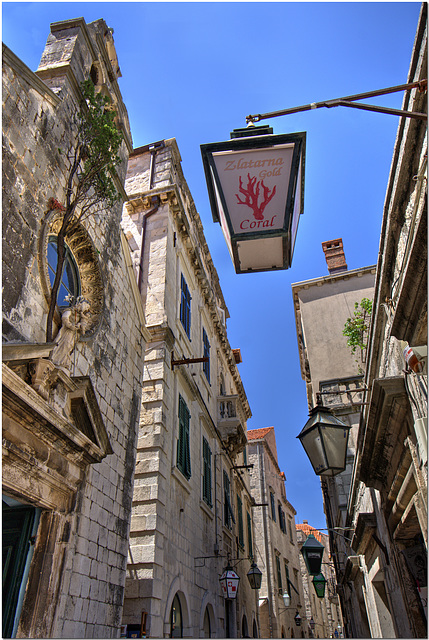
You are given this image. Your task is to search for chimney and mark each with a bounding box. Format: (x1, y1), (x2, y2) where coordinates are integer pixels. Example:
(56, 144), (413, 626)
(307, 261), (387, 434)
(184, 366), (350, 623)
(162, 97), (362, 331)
(322, 238), (348, 274)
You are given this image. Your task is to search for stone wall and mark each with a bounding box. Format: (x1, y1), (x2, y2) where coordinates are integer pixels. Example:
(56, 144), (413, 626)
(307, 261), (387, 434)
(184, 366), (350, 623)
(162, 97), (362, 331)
(121, 139), (258, 638)
(2, 19), (146, 638)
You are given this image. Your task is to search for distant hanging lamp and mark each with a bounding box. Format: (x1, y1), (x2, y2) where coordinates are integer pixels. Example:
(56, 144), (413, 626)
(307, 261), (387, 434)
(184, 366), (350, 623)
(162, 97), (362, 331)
(300, 533), (325, 576)
(247, 561), (263, 590)
(219, 565), (240, 599)
(312, 573), (327, 598)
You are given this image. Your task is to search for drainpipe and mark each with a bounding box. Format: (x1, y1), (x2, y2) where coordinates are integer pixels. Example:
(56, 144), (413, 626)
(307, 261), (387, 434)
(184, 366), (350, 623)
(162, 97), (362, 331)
(137, 141), (164, 292)
(138, 195), (160, 292)
(258, 443), (274, 638)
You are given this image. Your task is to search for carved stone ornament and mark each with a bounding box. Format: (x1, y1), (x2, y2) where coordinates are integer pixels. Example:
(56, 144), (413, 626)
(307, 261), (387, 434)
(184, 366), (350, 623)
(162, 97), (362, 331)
(38, 209), (104, 335)
(50, 298), (92, 369)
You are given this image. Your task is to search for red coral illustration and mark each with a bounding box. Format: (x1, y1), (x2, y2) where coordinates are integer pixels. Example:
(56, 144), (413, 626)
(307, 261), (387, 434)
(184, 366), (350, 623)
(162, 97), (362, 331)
(235, 173), (276, 220)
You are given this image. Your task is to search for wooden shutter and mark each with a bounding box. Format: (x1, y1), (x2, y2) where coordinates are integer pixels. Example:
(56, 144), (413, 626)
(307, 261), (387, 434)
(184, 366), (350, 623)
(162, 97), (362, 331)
(237, 496), (244, 548)
(247, 512), (253, 559)
(276, 555), (283, 591)
(177, 395), (191, 479)
(202, 437), (212, 506)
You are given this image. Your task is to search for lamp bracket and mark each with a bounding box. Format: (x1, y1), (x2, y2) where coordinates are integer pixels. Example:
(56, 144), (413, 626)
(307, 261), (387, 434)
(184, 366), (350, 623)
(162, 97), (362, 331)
(171, 353), (209, 370)
(246, 80), (427, 124)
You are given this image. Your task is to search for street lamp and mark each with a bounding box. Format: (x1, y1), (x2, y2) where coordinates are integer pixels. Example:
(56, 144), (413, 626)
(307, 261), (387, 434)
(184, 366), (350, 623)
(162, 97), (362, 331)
(300, 533), (325, 575)
(282, 588), (291, 607)
(200, 125), (306, 274)
(219, 566), (240, 599)
(247, 561), (263, 590)
(297, 395), (351, 476)
(312, 573), (327, 598)
(294, 612), (302, 626)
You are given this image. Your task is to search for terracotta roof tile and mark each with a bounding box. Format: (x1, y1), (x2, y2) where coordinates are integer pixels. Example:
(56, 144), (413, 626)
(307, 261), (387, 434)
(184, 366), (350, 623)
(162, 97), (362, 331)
(247, 427), (274, 441)
(296, 522), (324, 543)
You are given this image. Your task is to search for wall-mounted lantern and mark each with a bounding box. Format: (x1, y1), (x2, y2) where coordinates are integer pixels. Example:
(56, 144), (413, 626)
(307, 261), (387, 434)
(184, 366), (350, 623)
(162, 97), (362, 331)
(301, 533), (325, 575)
(294, 612), (302, 626)
(247, 561), (263, 590)
(282, 588), (291, 608)
(297, 396), (351, 476)
(201, 125), (306, 274)
(219, 566), (240, 599)
(312, 573), (327, 598)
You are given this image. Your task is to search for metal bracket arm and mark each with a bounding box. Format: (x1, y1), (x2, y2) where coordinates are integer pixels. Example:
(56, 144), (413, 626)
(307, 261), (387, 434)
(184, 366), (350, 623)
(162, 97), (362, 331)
(171, 353), (209, 370)
(246, 80), (427, 124)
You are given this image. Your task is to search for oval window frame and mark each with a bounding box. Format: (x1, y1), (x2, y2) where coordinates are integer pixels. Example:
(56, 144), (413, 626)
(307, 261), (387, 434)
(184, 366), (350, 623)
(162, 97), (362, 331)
(39, 209), (104, 336)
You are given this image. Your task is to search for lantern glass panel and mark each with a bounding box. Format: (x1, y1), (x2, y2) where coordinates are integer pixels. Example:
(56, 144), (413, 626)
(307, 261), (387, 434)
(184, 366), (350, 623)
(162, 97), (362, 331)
(299, 426), (328, 475)
(321, 425), (350, 470)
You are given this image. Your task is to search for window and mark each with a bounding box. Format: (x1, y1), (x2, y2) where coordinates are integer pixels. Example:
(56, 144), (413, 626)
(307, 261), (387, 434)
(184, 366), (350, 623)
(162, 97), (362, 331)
(278, 504), (286, 534)
(202, 437), (212, 506)
(177, 396), (191, 479)
(270, 492), (276, 521)
(180, 274), (191, 337)
(223, 471), (235, 528)
(237, 495), (244, 549)
(247, 512), (253, 559)
(276, 555), (283, 592)
(170, 594), (183, 638)
(285, 562), (291, 600)
(288, 518), (294, 541)
(47, 236), (80, 307)
(202, 328), (210, 382)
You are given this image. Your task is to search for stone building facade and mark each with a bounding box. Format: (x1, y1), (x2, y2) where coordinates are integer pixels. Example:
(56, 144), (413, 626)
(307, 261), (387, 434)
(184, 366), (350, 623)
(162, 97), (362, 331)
(296, 522), (343, 639)
(120, 139), (259, 638)
(347, 4), (427, 638)
(247, 427), (307, 639)
(291, 5), (427, 638)
(2, 19), (148, 638)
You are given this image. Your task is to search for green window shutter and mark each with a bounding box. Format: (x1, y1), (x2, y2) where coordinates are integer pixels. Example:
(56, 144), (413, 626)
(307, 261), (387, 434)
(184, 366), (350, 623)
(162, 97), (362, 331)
(276, 555), (283, 591)
(202, 437), (212, 506)
(177, 395), (191, 479)
(270, 492), (276, 521)
(237, 496), (244, 549)
(247, 512), (253, 559)
(223, 472), (235, 527)
(285, 562), (291, 599)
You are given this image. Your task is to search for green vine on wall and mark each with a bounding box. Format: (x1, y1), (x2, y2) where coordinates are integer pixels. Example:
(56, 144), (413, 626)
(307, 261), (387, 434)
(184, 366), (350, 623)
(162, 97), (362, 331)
(343, 298), (373, 373)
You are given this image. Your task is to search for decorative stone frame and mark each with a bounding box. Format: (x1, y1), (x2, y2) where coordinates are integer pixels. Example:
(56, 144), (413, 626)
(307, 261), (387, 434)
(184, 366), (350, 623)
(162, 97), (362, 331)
(38, 209), (104, 335)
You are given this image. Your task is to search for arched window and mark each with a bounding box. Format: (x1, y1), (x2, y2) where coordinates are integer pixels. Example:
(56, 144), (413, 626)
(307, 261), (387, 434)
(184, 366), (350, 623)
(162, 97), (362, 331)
(242, 614), (249, 637)
(170, 594), (182, 638)
(47, 236), (80, 308)
(252, 620), (258, 638)
(203, 607), (211, 638)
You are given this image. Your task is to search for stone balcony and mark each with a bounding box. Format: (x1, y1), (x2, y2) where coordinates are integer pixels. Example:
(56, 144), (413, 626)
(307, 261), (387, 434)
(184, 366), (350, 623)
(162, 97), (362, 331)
(217, 395), (247, 457)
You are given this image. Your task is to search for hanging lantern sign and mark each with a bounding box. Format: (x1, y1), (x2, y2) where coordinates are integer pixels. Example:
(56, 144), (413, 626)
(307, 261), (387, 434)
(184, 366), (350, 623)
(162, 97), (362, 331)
(312, 573), (327, 598)
(201, 125), (306, 274)
(219, 566), (240, 599)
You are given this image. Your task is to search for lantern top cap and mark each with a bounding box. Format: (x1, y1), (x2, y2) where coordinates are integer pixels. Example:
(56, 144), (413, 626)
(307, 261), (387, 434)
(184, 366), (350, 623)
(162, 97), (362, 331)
(302, 533), (325, 549)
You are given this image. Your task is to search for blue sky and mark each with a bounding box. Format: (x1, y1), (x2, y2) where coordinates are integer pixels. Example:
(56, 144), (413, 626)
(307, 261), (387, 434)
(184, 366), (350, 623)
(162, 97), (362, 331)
(2, 2), (422, 527)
